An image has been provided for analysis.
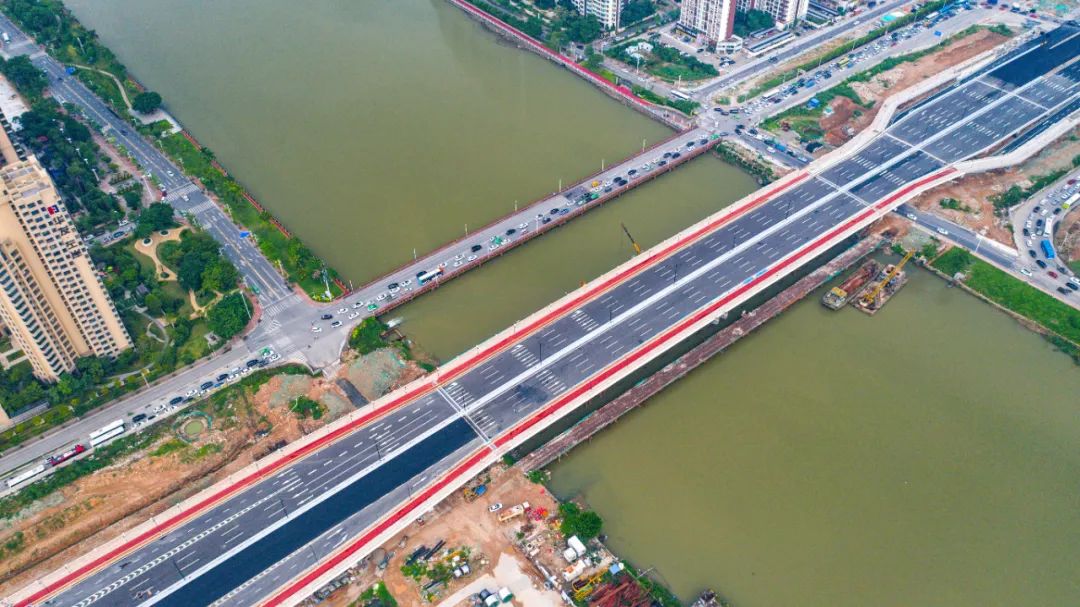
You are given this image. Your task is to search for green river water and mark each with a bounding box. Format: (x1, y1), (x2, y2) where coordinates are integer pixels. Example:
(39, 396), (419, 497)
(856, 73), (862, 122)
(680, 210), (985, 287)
(64, 1), (1080, 605)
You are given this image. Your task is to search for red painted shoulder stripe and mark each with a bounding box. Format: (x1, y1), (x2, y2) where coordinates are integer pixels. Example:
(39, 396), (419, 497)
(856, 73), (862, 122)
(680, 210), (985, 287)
(259, 167), (955, 607)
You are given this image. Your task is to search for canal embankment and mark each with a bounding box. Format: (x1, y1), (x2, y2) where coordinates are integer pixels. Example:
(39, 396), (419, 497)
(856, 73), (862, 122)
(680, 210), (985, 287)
(928, 246), (1080, 363)
(443, 0), (690, 131)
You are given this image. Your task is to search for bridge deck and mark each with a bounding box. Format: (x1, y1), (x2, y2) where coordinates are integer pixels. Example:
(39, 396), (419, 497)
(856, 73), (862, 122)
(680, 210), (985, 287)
(19, 22), (1080, 607)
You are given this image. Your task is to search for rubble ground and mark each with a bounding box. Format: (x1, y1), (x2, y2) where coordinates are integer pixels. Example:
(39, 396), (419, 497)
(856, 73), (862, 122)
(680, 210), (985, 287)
(909, 127), (1080, 247)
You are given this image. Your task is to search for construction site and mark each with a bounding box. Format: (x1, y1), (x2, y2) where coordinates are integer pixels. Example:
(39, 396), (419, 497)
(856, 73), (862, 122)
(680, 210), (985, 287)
(303, 232), (907, 607)
(301, 460), (684, 607)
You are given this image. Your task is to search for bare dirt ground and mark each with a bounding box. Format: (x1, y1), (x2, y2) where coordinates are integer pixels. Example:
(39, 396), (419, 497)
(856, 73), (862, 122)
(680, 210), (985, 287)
(1055, 204), (1080, 269)
(313, 465), (563, 607)
(822, 28), (1008, 146)
(909, 128), (1080, 246)
(0, 349), (427, 594)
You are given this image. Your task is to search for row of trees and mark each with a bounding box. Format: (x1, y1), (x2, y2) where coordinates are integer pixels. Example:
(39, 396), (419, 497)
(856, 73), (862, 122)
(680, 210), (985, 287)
(13, 94), (127, 230)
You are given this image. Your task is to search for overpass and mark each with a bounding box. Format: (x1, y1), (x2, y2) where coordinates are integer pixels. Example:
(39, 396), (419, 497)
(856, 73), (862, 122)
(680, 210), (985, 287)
(10, 21), (1080, 607)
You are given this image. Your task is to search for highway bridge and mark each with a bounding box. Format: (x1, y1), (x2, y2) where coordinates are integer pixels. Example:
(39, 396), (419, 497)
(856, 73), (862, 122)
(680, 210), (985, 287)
(12, 21), (1080, 607)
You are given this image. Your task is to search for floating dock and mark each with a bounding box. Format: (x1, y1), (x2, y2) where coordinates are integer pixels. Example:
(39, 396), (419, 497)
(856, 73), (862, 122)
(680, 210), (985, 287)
(821, 259), (880, 310)
(853, 253), (911, 315)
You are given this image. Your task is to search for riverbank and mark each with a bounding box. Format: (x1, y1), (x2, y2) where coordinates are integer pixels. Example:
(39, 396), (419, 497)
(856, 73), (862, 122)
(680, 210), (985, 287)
(928, 246), (1080, 363)
(0, 1), (346, 301)
(545, 258), (1080, 605)
(443, 0), (689, 130)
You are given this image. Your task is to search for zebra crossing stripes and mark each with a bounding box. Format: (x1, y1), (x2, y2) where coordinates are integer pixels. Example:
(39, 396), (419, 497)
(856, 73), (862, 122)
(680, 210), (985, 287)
(570, 310), (599, 332)
(262, 295), (300, 317)
(534, 369), (567, 395)
(261, 319), (283, 335)
(169, 182), (201, 199)
(187, 200), (216, 214)
(510, 344), (539, 368)
(441, 382), (475, 407)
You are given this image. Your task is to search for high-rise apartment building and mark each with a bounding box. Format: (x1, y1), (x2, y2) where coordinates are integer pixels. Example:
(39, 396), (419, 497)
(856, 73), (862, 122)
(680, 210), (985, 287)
(736, 0), (808, 27)
(678, 0), (737, 44)
(0, 120), (131, 383)
(570, 0), (625, 30)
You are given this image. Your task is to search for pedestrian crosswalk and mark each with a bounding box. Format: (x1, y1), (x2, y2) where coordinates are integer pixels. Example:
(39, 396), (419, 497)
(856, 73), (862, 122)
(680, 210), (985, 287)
(261, 318), (282, 335)
(262, 295), (300, 318)
(187, 200), (216, 215)
(170, 182), (201, 199)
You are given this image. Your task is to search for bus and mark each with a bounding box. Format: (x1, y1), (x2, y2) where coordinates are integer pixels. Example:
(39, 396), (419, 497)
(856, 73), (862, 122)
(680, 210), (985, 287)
(1040, 239), (1055, 259)
(670, 89), (691, 102)
(417, 265), (445, 286)
(1062, 192), (1078, 210)
(6, 464), (46, 489)
(89, 419), (125, 442)
(90, 426), (125, 448)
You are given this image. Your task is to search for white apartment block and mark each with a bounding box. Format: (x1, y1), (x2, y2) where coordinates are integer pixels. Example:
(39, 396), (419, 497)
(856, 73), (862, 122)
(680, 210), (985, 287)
(571, 0), (626, 30)
(678, 0), (738, 43)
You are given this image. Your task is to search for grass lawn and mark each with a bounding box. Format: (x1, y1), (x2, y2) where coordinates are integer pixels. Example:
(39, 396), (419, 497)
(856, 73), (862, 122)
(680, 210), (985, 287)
(125, 241), (157, 275)
(932, 248), (1080, 344)
(179, 320), (212, 361)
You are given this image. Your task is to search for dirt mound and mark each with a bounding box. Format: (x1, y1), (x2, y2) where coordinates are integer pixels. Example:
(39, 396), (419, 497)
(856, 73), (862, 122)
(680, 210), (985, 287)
(909, 127), (1080, 247)
(824, 28), (1008, 146)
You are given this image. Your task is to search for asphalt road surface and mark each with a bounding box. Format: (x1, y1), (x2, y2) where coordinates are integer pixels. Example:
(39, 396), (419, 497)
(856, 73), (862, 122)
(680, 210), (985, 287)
(0, 7), (718, 483)
(31, 23), (1080, 607)
(895, 203), (1019, 269)
(692, 0), (915, 99)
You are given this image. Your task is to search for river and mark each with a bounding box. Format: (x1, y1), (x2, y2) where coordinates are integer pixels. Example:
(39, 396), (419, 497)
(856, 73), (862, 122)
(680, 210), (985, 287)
(65, 0), (681, 285)
(549, 264), (1080, 606)
(62, 2), (1080, 606)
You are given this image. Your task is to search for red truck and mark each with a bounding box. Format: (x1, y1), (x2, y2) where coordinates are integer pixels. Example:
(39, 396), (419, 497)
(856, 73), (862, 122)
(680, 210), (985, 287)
(47, 444), (87, 467)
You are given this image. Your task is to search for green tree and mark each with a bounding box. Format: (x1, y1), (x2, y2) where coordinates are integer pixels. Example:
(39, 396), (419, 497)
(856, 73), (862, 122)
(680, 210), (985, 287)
(535, 0), (556, 8)
(171, 317), (192, 346)
(144, 291), (163, 316)
(201, 259), (239, 293)
(135, 202), (176, 238)
(563, 15), (602, 43)
(207, 293), (249, 340)
(131, 91), (163, 114)
(349, 318), (389, 355)
(0, 56), (47, 99)
(733, 9), (774, 37)
(620, 0), (655, 25)
(583, 46), (603, 71)
(558, 502), (603, 539)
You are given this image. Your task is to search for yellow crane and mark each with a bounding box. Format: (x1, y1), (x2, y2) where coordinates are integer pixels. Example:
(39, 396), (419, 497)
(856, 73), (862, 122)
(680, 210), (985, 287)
(860, 250), (913, 307)
(621, 223), (642, 255)
(572, 570), (608, 601)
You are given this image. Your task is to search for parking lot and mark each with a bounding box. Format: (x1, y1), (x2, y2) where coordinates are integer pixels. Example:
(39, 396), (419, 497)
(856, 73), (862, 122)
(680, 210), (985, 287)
(1012, 171), (1080, 297)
